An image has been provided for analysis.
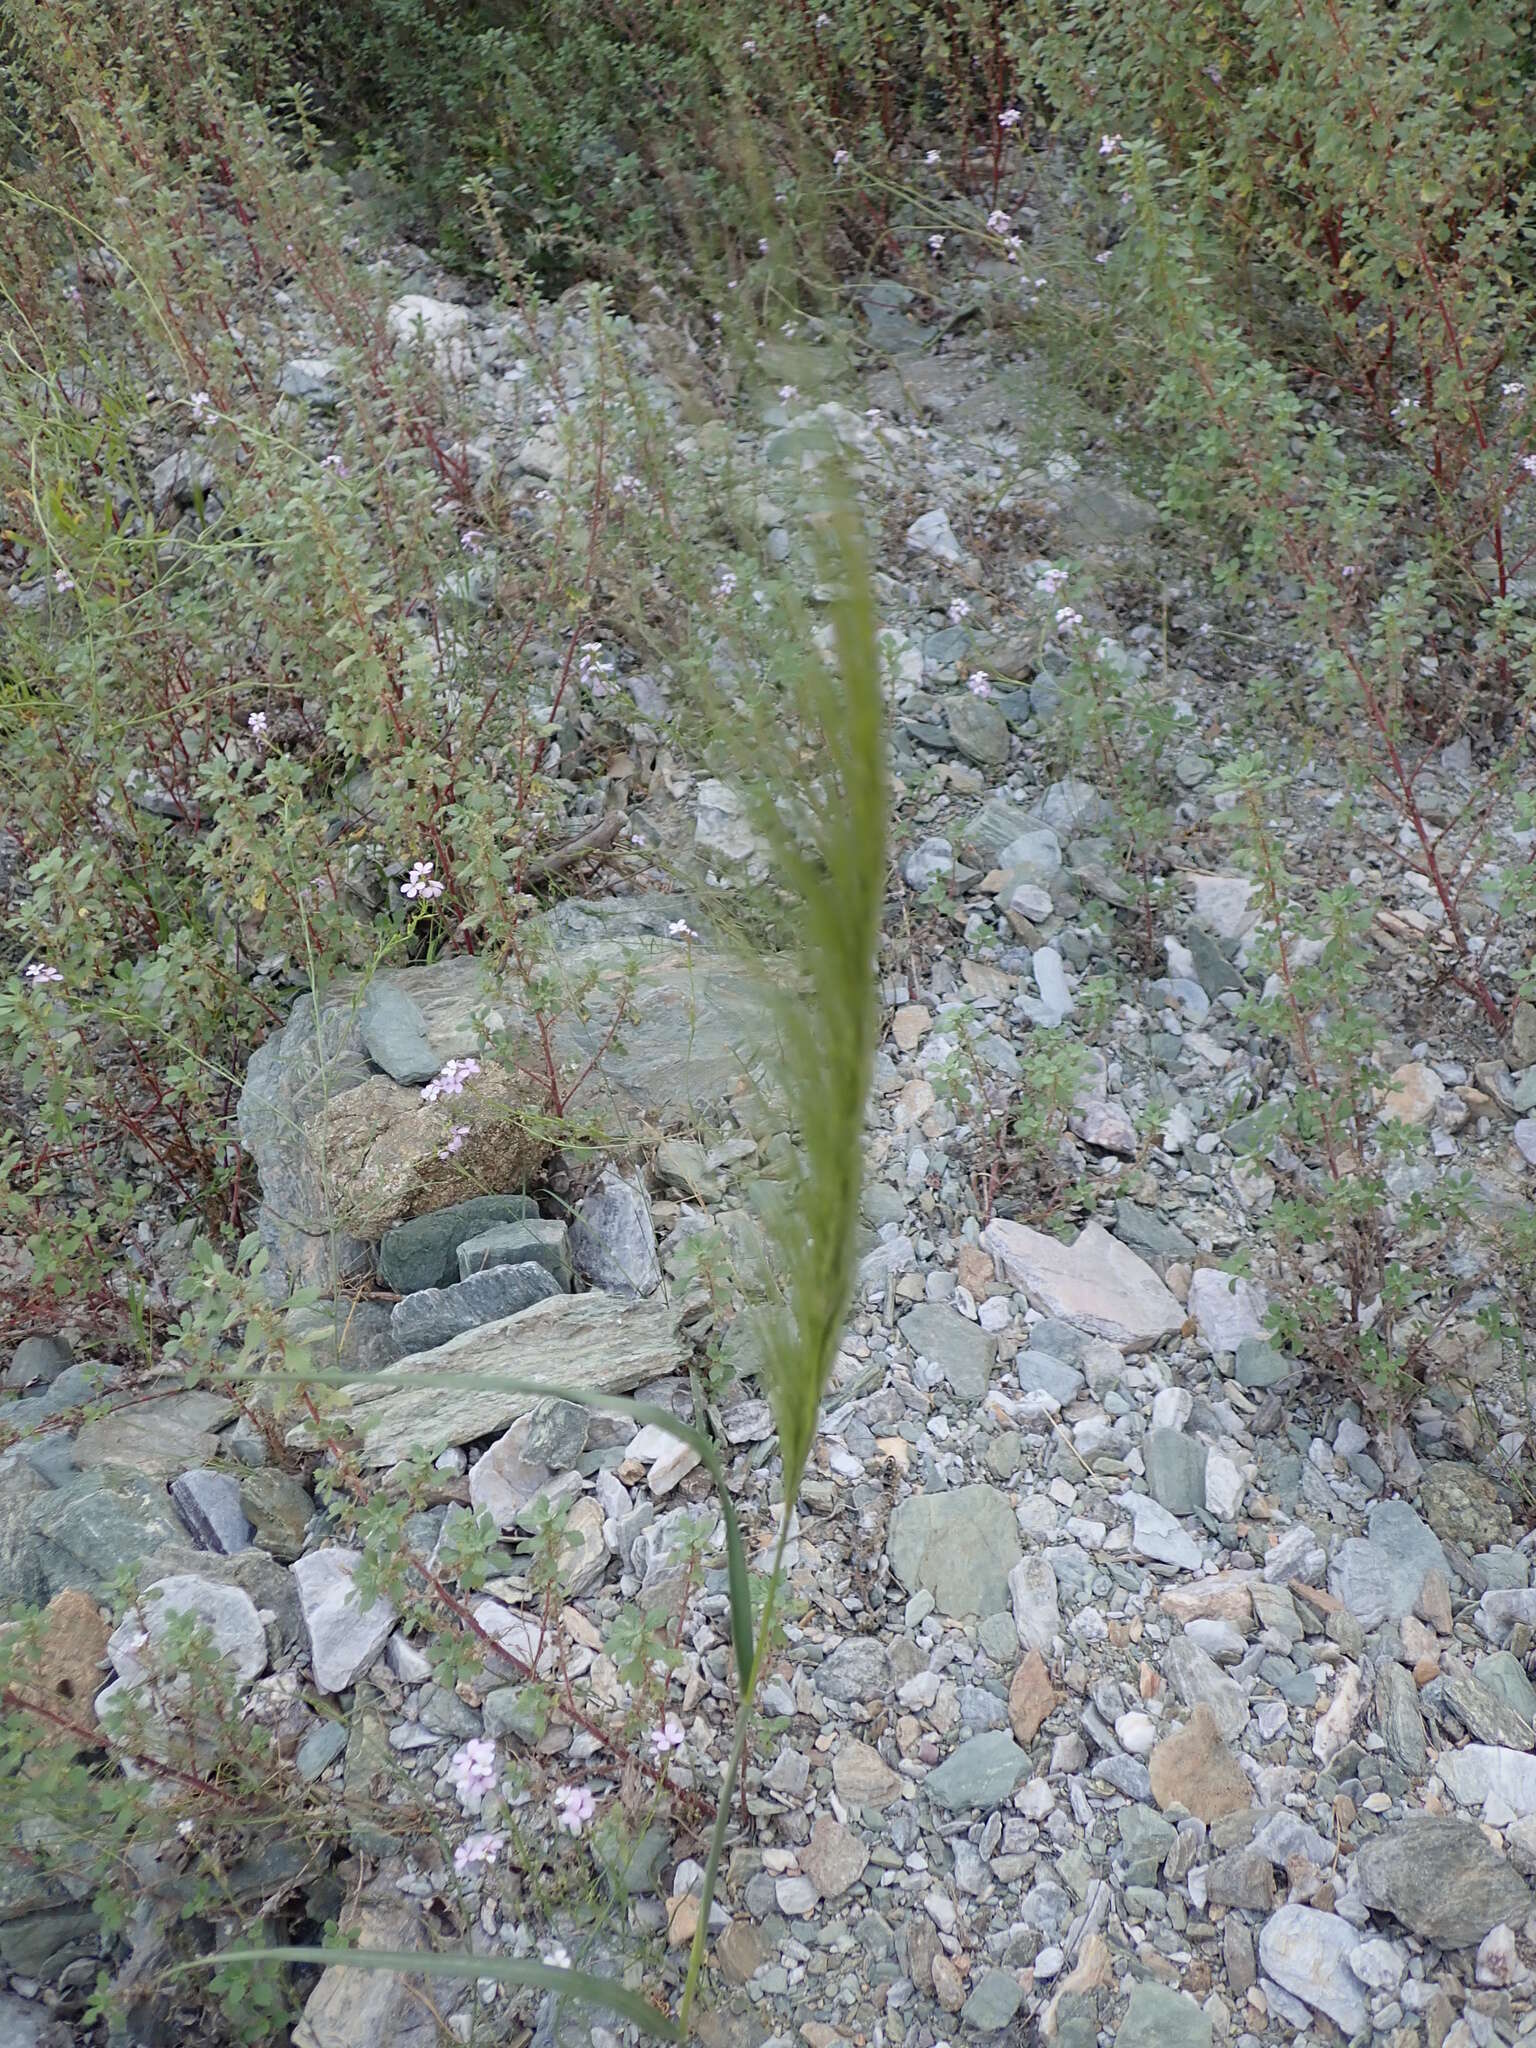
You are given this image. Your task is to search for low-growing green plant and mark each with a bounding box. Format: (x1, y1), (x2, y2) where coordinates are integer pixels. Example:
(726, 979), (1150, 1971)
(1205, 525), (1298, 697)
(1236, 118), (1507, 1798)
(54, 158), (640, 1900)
(1221, 761), (1483, 1395)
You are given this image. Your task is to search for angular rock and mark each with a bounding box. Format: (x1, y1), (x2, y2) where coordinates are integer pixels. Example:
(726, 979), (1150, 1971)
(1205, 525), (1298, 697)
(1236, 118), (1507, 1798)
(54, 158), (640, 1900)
(522, 1397), (588, 1467)
(293, 1890), (464, 2048)
(980, 1218), (1183, 1346)
(925, 1730), (1028, 1811)
(73, 1389), (234, 1478)
(1115, 1982), (1210, 2048)
(802, 1815), (868, 1900)
(1112, 1201), (1194, 1260)
(305, 1290), (684, 1467)
(1438, 1743), (1536, 1818)
(2, 1588), (109, 1747)
(1258, 1905), (1369, 2035)
(887, 1485), (1022, 1619)
(169, 1469), (253, 1555)
(314, 1066), (550, 1240)
(1234, 1337), (1292, 1388)
(238, 1469), (314, 1563)
(1144, 1428), (1208, 1515)
(831, 1738), (904, 1811)
(1355, 1815), (1532, 1945)
(1442, 1668), (1535, 1751)
(1477, 1652), (1536, 1724)
(1149, 1705), (1252, 1822)
(569, 1167), (662, 1295)
(1009, 1651), (1056, 1745)
(1164, 1634), (1248, 1742)
(1329, 1499), (1449, 1628)
(390, 1261), (559, 1355)
(361, 984), (439, 1085)
(1009, 1555), (1060, 1654)
(1477, 1588), (1536, 1645)
(961, 1970), (1023, 2032)
(1120, 1493), (1202, 1572)
(816, 1638), (892, 1705)
(1375, 1660), (1427, 1772)
(1015, 1352), (1084, 1403)
(559, 1498), (609, 1595)
(1206, 1845), (1275, 1911)
(1187, 1267), (1265, 1353)
(107, 1574), (268, 1687)
(905, 506), (970, 567)
(456, 1218), (571, 1287)
(291, 1549), (397, 1693)
(947, 694), (1011, 768)
(899, 1302), (997, 1401)
(377, 1194), (540, 1294)
(1382, 1061), (1444, 1126)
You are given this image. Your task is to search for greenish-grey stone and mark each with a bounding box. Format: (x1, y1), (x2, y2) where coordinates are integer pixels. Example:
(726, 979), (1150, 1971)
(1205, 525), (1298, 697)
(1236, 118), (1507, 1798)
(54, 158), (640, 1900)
(239, 1468), (314, 1564)
(483, 1685), (550, 1744)
(1235, 1337), (1293, 1388)
(1477, 1652), (1536, 1724)
(592, 1818), (669, 1900)
(377, 1194), (539, 1293)
(1144, 1428), (1208, 1515)
(361, 984), (438, 1084)
(985, 1431), (1022, 1481)
(924, 1731), (1028, 1812)
(1118, 1807), (1177, 1887)
(1112, 1200), (1194, 1260)
(295, 1720), (348, 1780)
(1115, 1982), (1212, 2048)
(946, 695), (1011, 768)
(887, 1484), (1022, 1619)
(979, 1611), (1020, 1662)
(962, 1969), (1023, 2031)
(456, 1217), (571, 1288)
(900, 1303), (997, 1402)
(1185, 925), (1244, 997)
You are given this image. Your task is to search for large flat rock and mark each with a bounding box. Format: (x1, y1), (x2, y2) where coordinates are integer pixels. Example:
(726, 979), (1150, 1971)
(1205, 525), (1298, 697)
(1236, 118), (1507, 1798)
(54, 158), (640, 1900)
(979, 1218), (1184, 1346)
(293, 1289), (686, 1467)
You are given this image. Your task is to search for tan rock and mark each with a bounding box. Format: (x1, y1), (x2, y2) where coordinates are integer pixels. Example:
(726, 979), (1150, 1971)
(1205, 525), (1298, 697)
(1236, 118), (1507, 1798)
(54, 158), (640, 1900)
(802, 1814), (869, 1899)
(715, 1920), (768, 1986)
(892, 1004), (932, 1052)
(1381, 1061), (1444, 1128)
(316, 1067), (551, 1238)
(1149, 1704), (1253, 1822)
(831, 1737), (903, 1811)
(956, 1244), (998, 1298)
(3, 1588), (109, 1749)
(1159, 1575), (1257, 1627)
(932, 1956), (966, 2013)
(666, 1894), (700, 1947)
(1008, 1650), (1056, 1745)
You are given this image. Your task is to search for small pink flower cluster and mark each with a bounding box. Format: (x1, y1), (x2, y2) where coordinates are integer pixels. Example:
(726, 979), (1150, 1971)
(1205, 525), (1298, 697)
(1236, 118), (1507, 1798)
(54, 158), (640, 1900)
(967, 671), (992, 698)
(554, 1784), (596, 1835)
(24, 962), (63, 988)
(453, 1829), (505, 1875)
(649, 1716), (685, 1759)
(578, 641), (615, 698)
(401, 859), (445, 902)
(437, 1124), (471, 1162)
(422, 1057), (481, 1105)
(447, 1738), (497, 1814)
(1032, 563), (1070, 598)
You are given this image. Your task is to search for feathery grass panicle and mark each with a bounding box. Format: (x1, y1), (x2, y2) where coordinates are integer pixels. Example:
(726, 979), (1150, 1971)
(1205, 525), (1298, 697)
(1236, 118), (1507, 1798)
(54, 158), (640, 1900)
(744, 491), (887, 1510)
